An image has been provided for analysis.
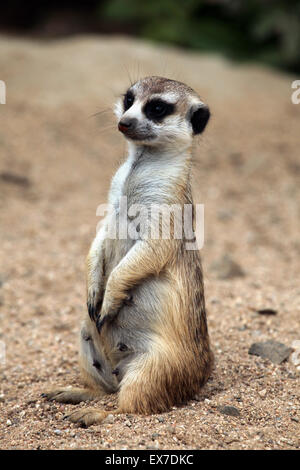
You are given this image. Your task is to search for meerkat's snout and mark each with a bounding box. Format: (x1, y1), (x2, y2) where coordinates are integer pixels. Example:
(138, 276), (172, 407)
(118, 117), (138, 135)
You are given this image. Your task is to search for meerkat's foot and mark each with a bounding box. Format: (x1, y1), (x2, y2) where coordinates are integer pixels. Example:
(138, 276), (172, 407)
(41, 387), (97, 404)
(64, 407), (110, 427)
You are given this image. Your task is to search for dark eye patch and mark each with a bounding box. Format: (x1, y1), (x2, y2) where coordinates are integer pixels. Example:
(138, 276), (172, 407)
(123, 90), (135, 111)
(143, 99), (175, 122)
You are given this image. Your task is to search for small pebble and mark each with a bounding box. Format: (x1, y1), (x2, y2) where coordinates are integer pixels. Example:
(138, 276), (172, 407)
(249, 340), (292, 364)
(218, 406), (240, 417)
(104, 414), (114, 424)
(167, 425), (176, 434)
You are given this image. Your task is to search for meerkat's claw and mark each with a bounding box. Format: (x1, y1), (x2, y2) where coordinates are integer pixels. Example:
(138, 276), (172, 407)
(87, 302), (95, 321)
(87, 300), (101, 322)
(95, 312), (115, 333)
(95, 315), (104, 333)
(87, 289), (103, 322)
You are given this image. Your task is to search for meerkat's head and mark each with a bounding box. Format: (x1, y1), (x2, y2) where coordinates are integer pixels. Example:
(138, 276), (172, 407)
(115, 76), (210, 149)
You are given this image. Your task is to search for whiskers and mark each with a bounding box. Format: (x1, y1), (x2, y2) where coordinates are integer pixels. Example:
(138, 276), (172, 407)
(97, 124), (117, 135)
(87, 105), (117, 136)
(88, 107), (112, 119)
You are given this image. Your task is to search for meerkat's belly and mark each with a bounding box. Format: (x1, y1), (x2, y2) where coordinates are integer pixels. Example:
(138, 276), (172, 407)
(103, 275), (171, 379)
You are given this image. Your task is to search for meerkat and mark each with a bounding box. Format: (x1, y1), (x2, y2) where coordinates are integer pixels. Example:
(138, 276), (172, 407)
(43, 76), (213, 426)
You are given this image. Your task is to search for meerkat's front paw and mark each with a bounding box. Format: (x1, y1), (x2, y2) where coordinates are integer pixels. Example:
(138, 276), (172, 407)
(95, 293), (132, 333)
(87, 285), (103, 322)
(95, 297), (119, 333)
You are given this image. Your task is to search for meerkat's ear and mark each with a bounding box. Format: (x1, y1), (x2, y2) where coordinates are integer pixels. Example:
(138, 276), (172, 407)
(190, 104), (210, 135)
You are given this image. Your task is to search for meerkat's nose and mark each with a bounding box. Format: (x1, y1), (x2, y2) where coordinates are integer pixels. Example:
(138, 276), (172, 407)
(118, 118), (137, 134)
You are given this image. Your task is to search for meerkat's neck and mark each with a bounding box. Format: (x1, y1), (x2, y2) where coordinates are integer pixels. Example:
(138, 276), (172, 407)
(128, 141), (192, 159)
(127, 142), (193, 178)
(124, 142), (194, 204)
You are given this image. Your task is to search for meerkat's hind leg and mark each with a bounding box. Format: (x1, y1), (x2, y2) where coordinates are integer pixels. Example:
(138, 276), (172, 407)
(41, 387), (99, 404)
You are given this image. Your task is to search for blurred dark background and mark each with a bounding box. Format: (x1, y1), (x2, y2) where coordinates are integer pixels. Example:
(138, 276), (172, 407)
(0, 0), (299, 74)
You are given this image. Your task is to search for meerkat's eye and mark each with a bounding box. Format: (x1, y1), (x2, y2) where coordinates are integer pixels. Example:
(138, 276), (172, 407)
(144, 99), (175, 121)
(123, 91), (134, 111)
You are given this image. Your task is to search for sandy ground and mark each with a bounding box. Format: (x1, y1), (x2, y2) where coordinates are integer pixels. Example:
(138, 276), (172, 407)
(0, 35), (299, 450)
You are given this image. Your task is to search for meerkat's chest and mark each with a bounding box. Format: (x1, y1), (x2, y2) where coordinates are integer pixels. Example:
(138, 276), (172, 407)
(109, 154), (186, 211)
